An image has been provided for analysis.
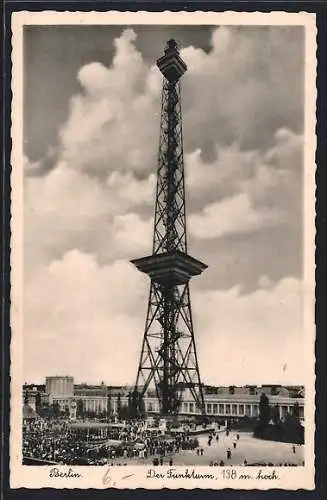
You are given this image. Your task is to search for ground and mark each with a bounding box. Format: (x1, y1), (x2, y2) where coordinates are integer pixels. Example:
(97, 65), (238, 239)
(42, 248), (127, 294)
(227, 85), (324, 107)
(111, 431), (304, 466)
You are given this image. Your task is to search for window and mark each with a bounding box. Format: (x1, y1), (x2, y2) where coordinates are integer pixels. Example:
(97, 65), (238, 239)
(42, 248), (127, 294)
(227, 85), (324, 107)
(225, 404), (231, 414)
(245, 404), (251, 415)
(213, 404), (218, 414)
(207, 403), (212, 414)
(232, 404), (237, 415)
(239, 404), (244, 415)
(252, 405), (258, 416)
(183, 403), (188, 413)
(219, 404), (224, 414)
(189, 403), (194, 413)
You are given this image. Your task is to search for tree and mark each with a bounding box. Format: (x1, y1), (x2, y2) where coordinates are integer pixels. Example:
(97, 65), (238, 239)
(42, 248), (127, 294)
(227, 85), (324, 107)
(259, 393), (270, 425)
(138, 395), (146, 417)
(107, 394), (112, 417)
(50, 401), (60, 419)
(292, 402), (300, 424)
(255, 392), (270, 438)
(77, 399), (84, 418)
(38, 402), (50, 419)
(129, 390), (145, 419)
(283, 407), (304, 444)
(271, 404), (280, 425)
(128, 392), (133, 416)
(117, 393), (121, 419)
(119, 404), (130, 420)
(35, 392), (41, 413)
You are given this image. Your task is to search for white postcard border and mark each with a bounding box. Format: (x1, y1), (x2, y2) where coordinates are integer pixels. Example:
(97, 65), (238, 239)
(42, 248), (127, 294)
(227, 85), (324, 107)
(10, 10), (316, 490)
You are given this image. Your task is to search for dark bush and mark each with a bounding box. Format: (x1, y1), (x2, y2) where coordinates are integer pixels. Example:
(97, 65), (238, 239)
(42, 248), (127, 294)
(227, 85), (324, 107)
(253, 422), (304, 444)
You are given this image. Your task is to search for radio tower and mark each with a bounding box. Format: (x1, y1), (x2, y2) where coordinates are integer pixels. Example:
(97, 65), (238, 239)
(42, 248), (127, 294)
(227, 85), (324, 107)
(131, 40), (207, 417)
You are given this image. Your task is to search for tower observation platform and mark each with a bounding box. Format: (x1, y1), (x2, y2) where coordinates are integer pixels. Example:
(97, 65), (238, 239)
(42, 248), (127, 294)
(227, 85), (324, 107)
(131, 251), (207, 286)
(131, 39), (207, 418)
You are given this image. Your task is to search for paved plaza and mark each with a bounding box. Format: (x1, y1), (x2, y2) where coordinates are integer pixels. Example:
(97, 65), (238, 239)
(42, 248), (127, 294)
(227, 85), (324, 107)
(110, 431), (304, 466)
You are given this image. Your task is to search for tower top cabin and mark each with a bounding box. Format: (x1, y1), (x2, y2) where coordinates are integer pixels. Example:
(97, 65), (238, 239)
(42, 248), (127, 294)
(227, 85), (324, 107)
(156, 39), (187, 82)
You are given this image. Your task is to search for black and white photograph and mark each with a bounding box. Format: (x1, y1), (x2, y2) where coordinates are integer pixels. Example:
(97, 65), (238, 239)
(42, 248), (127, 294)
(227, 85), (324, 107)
(10, 11), (316, 490)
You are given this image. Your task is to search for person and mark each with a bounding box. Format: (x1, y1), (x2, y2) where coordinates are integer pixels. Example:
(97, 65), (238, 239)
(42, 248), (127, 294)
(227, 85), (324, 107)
(216, 435), (219, 442)
(160, 457), (163, 466)
(200, 448), (204, 456)
(169, 458), (173, 466)
(196, 448), (200, 456)
(233, 442), (237, 449)
(219, 460), (225, 466)
(244, 459), (248, 466)
(227, 448), (231, 459)
(209, 461), (213, 466)
(292, 445), (296, 454)
(236, 434), (240, 441)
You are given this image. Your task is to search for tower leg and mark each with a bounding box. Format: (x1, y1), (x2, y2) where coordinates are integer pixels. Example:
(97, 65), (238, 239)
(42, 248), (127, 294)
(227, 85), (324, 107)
(134, 281), (205, 416)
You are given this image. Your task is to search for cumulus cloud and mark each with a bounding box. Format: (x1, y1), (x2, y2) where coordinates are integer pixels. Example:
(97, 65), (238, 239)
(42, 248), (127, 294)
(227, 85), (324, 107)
(186, 128), (302, 202)
(181, 26), (303, 153)
(24, 249), (304, 385)
(24, 251), (148, 383)
(186, 144), (258, 199)
(193, 276), (304, 385)
(110, 213), (152, 257)
(23, 26), (306, 384)
(187, 128), (301, 240)
(189, 193), (281, 240)
(24, 161), (154, 276)
(60, 29), (161, 178)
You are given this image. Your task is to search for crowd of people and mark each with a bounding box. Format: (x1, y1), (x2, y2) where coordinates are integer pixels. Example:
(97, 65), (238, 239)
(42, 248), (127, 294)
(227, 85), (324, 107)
(23, 417), (304, 467)
(23, 417), (200, 466)
(23, 419), (95, 465)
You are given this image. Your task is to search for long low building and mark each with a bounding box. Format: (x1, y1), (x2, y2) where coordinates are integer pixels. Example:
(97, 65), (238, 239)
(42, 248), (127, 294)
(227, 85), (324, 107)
(139, 394), (304, 421)
(23, 377), (305, 422)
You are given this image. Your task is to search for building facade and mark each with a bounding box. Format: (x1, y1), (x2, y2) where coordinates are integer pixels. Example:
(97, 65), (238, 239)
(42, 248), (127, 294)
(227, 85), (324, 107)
(45, 376), (74, 397)
(23, 377), (305, 422)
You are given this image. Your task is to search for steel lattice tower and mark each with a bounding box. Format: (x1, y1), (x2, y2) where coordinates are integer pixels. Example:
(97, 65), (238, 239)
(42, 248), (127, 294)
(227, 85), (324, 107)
(131, 40), (207, 417)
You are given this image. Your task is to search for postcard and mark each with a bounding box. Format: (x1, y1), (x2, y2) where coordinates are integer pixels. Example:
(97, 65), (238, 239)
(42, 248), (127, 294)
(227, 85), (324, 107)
(10, 10), (316, 490)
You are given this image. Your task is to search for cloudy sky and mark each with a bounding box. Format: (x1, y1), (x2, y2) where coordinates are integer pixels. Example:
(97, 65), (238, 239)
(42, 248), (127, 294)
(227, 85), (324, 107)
(23, 24), (305, 386)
